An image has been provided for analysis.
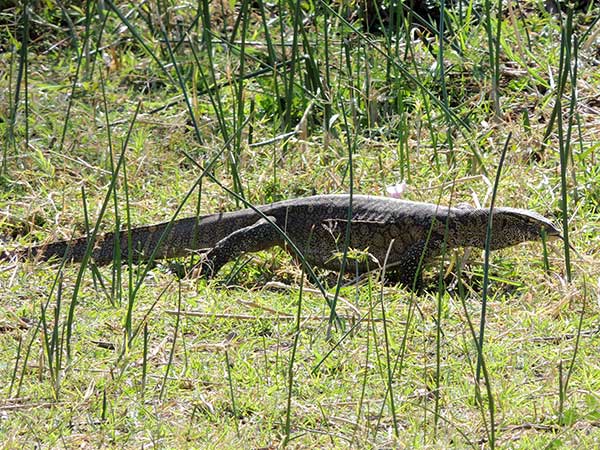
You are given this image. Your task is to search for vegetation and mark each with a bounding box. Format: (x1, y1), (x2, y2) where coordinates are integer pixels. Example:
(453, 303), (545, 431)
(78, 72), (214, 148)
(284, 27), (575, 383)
(1, 0), (599, 447)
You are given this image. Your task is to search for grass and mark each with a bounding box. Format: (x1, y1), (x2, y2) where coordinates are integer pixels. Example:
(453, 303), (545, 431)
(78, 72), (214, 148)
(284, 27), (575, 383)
(1, 0), (600, 447)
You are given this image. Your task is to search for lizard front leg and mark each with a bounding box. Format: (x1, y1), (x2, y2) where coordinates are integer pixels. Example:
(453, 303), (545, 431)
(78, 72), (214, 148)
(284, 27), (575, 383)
(194, 216), (283, 278)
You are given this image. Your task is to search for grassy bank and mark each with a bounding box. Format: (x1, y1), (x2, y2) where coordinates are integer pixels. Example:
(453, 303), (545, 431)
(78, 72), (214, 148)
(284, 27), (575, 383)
(1, 1), (599, 447)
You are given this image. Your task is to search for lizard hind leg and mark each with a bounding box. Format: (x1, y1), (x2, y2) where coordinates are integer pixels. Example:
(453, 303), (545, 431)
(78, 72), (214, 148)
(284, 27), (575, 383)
(192, 215), (283, 278)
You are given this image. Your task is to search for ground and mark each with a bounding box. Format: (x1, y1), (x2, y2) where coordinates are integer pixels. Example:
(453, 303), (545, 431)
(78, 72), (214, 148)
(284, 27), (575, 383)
(1, 1), (600, 448)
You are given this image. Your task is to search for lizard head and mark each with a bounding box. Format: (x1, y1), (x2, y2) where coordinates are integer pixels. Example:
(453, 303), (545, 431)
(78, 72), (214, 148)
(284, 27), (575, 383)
(486, 207), (561, 249)
(458, 207), (561, 250)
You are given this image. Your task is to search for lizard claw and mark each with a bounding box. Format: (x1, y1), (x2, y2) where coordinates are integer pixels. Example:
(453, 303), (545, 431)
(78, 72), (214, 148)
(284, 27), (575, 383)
(189, 257), (216, 279)
(165, 256), (215, 279)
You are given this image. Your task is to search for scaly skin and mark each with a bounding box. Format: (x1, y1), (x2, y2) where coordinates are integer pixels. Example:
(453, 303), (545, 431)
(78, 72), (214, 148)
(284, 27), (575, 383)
(1, 195), (560, 287)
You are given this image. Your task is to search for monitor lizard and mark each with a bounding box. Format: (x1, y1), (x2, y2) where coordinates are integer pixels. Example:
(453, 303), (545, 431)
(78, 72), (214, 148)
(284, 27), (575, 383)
(1, 194), (560, 288)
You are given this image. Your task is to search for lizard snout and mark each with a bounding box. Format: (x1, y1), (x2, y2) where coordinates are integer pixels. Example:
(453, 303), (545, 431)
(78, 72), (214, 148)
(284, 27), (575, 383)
(543, 223), (561, 240)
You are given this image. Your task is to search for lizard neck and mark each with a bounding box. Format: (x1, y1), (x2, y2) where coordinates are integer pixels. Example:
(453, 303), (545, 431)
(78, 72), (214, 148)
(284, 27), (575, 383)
(448, 208), (489, 249)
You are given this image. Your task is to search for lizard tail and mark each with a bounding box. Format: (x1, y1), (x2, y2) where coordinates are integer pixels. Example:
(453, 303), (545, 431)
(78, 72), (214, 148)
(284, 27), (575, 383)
(1, 218), (202, 266)
(1, 231), (130, 266)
